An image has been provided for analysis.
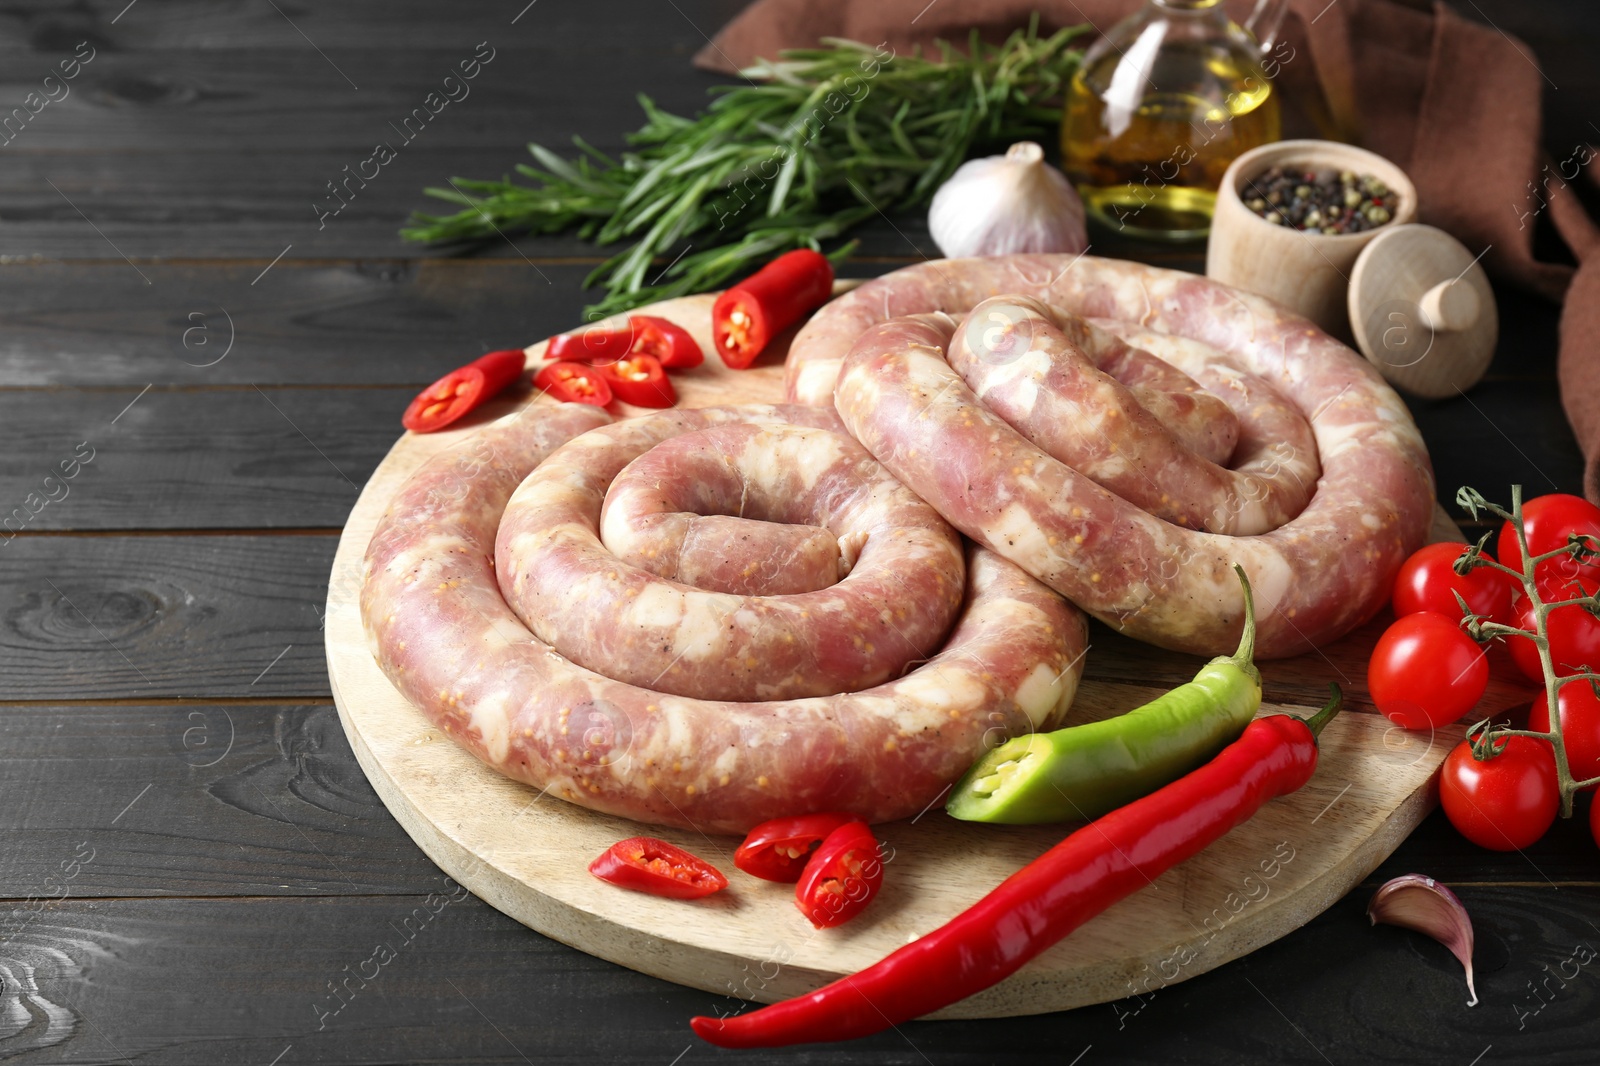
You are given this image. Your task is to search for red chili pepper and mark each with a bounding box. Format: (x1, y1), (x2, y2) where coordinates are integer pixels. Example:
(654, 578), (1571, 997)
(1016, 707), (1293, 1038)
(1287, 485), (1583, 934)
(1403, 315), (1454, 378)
(534, 361), (613, 406)
(734, 812), (856, 883)
(794, 821), (883, 928)
(712, 249), (834, 369)
(599, 353), (676, 408)
(691, 687), (1344, 1048)
(589, 836), (728, 900)
(400, 349), (526, 433)
(630, 315), (703, 369)
(546, 317), (702, 370)
(546, 325), (634, 365)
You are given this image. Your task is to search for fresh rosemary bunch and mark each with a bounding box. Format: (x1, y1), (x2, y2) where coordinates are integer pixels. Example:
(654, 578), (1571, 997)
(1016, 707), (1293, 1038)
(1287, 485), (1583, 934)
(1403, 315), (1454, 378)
(401, 23), (1091, 317)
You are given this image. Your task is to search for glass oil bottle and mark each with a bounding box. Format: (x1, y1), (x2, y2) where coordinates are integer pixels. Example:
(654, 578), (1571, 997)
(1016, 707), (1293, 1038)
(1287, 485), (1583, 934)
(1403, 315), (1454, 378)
(1060, 0), (1286, 241)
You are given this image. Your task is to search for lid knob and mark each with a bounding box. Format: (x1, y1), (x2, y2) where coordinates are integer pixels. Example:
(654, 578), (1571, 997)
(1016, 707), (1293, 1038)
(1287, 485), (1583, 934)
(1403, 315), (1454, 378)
(1348, 223), (1498, 400)
(1417, 279), (1479, 333)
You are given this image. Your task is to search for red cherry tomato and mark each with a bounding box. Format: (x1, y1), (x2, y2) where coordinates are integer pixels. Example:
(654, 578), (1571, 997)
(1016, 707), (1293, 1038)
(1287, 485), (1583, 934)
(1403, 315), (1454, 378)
(794, 821), (883, 928)
(630, 315), (703, 369)
(598, 353), (677, 408)
(1367, 612), (1488, 729)
(401, 349), (526, 433)
(1439, 735), (1559, 850)
(1505, 589), (1600, 682)
(1530, 681), (1600, 788)
(534, 361), (613, 406)
(734, 812), (856, 883)
(1391, 542), (1515, 625)
(588, 836), (727, 900)
(1498, 493), (1600, 594)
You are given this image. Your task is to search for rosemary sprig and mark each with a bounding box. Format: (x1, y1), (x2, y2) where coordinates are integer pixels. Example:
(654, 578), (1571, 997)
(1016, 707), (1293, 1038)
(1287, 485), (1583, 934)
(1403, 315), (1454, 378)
(401, 24), (1090, 317)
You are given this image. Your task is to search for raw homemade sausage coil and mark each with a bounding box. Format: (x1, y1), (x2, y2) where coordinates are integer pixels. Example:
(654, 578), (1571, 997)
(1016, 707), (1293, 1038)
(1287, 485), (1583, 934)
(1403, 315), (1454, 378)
(361, 402), (1088, 832)
(785, 255), (1435, 658)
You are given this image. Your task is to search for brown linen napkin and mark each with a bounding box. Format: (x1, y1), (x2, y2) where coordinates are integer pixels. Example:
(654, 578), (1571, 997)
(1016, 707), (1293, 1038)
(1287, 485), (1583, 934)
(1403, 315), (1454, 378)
(1550, 161), (1600, 500)
(696, 0), (1600, 502)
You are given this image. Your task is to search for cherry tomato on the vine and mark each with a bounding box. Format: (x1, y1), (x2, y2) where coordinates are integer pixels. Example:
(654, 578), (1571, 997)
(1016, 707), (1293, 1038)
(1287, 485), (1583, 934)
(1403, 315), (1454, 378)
(1498, 493), (1600, 593)
(1505, 589), (1600, 683)
(1367, 611), (1488, 729)
(1530, 681), (1600, 788)
(1439, 735), (1559, 850)
(1391, 542), (1515, 625)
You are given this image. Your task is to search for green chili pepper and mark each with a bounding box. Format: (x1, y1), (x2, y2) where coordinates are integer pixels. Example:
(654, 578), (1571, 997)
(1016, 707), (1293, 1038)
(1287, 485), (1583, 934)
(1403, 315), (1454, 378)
(946, 564), (1263, 824)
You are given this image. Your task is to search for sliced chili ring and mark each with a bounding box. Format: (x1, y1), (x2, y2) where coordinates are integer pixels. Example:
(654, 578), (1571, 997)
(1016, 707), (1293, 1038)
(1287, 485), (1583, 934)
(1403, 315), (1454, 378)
(534, 360), (613, 406)
(401, 348), (527, 433)
(630, 315), (703, 369)
(734, 812), (857, 883)
(599, 353), (676, 408)
(589, 836), (728, 900)
(794, 821), (883, 928)
(547, 325), (635, 365)
(712, 248), (834, 369)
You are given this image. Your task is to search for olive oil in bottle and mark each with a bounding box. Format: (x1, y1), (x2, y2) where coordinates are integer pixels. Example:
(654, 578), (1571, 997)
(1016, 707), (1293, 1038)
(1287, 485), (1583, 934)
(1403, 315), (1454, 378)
(1060, 0), (1283, 241)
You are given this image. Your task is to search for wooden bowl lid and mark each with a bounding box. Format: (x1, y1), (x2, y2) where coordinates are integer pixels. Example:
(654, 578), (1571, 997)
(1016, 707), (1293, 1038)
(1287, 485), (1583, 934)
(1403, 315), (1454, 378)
(1347, 223), (1497, 399)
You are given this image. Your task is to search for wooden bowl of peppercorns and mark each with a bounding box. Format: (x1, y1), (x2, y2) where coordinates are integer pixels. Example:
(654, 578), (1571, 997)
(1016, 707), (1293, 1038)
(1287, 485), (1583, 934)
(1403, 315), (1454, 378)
(1206, 140), (1418, 343)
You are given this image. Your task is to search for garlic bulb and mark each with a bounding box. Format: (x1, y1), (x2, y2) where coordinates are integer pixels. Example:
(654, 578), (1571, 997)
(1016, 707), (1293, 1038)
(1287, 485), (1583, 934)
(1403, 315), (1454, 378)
(928, 142), (1088, 258)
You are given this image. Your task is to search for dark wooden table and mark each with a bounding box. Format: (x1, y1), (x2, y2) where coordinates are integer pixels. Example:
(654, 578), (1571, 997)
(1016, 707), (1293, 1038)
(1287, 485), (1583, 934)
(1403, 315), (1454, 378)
(2, 2), (1597, 1063)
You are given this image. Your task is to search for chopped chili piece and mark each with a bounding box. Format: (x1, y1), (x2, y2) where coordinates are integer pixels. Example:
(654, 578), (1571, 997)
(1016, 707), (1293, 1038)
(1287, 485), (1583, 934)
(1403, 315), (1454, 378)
(589, 836), (727, 900)
(546, 316), (702, 370)
(599, 353), (676, 408)
(534, 360), (613, 406)
(692, 687), (1345, 1047)
(734, 812), (856, 883)
(794, 821), (883, 928)
(401, 348), (527, 433)
(630, 315), (703, 369)
(547, 325), (634, 365)
(712, 249), (834, 369)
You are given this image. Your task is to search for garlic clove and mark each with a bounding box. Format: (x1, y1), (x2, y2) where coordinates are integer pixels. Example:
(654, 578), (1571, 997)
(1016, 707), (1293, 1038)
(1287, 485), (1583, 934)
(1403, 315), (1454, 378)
(1367, 874), (1478, 1006)
(928, 141), (1088, 259)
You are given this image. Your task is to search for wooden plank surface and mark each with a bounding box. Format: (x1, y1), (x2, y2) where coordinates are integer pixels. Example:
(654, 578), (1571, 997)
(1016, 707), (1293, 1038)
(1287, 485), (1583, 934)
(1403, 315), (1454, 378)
(3, 703), (1595, 907)
(0, 277), (1576, 531)
(0, 391), (392, 529)
(0, 535), (332, 699)
(0, 703), (440, 897)
(0, 261), (1560, 387)
(0, 0), (1597, 1062)
(1, 887), (1596, 1065)
(0, 261), (662, 387)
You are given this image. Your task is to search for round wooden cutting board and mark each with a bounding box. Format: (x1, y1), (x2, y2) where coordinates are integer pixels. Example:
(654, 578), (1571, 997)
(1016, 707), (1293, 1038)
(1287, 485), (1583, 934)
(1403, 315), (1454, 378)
(325, 287), (1530, 1019)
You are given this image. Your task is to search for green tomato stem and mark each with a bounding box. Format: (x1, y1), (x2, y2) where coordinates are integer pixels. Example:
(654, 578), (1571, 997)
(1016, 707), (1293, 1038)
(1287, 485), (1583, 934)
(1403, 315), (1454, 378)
(1477, 485), (1581, 819)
